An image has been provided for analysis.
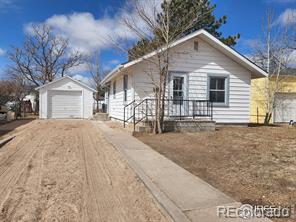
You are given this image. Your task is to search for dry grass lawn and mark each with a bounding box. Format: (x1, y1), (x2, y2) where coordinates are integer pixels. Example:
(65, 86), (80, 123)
(136, 125), (296, 221)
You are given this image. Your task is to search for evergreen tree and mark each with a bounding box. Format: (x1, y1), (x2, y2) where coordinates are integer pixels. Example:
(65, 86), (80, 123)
(128, 0), (240, 60)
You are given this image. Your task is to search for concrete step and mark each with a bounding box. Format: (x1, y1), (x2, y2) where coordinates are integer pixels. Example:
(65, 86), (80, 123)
(134, 119), (216, 133)
(92, 113), (110, 121)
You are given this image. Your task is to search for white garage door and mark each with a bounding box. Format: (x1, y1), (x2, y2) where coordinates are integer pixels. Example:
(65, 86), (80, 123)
(274, 93), (296, 123)
(48, 90), (82, 118)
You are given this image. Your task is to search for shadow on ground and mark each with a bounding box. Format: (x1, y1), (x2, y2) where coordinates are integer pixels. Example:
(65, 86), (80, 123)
(0, 119), (35, 138)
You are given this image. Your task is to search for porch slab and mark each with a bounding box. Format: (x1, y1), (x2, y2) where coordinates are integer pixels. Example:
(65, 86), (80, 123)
(96, 121), (271, 222)
(163, 119), (215, 132)
(136, 119), (216, 133)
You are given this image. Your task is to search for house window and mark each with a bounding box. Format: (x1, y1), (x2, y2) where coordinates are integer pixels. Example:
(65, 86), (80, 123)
(173, 77), (184, 105)
(123, 75), (128, 102)
(208, 75), (229, 106)
(113, 80), (116, 98)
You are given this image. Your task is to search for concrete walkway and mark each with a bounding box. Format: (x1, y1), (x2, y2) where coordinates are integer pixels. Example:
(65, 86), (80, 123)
(97, 122), (271, 222)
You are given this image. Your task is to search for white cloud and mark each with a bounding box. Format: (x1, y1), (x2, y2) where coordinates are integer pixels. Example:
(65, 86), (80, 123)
(25, 12), (139, 56)
(68, 63), (89, 75)
(276, 8), (296, 26)
(25, 0), (164, 56)
(109, 59), (120, 65)
(0, 0), (13, 7)
(0, 48), (5, 56)
(0, 0), (18, 12)
(267, 0), (296, 3)
(72, 74), (92, 86)
(241, 38), (259, 48)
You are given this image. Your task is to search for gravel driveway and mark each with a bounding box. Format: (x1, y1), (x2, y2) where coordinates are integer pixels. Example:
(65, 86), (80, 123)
(0, 120), (169, 222)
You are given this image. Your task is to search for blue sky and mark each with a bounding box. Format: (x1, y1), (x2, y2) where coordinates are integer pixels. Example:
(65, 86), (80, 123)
(0, 0), (295, 80)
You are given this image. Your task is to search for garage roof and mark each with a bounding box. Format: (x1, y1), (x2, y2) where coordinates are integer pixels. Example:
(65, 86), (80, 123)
(35, 76), (96, 92)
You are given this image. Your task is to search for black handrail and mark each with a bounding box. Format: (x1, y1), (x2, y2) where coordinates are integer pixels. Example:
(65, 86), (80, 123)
(132, 98), (213, 131)
(133, 99), (149, 131)
(123, 100), (135, 128)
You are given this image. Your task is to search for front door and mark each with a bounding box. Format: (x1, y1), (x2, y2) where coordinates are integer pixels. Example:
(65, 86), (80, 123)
(169, 72), (187, 117)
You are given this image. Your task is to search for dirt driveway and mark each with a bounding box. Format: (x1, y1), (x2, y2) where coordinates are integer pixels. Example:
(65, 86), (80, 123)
(0, 120), (169, 222)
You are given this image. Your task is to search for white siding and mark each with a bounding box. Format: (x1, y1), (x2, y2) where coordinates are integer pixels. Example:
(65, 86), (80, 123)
(39, 77), (94, 119)
(83, 90), (93, 118)
(107, 37), (252, 123)
(108, 72), (134, 121)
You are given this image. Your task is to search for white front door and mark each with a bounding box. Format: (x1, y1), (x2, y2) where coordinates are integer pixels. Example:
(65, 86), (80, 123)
(169, 72), (188, 117)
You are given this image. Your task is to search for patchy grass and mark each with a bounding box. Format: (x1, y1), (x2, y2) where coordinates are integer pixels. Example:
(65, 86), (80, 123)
(136, 125), (296, 221)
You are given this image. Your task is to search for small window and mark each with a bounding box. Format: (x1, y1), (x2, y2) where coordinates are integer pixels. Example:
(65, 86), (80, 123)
(208, 76), (228, 106)
(123, 75), (128, 102)
(113, 80), (116, 98)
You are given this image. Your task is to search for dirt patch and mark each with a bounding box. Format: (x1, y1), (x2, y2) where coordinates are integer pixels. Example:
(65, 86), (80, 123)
(104, 120), (135, 132)
(0, 119), (35, 139)
(136, 125), (296, 222)
(0, 120), (169, 222)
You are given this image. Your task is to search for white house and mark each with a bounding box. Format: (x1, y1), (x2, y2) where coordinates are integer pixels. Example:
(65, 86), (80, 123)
(102, 29), (267, 125)
(36, 76), (96, 119)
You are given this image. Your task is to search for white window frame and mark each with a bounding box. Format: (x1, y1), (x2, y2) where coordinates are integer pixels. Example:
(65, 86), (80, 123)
(123, 74), (128, 102)
(113, 80), (116, 99)
(207, 74), (229, 107)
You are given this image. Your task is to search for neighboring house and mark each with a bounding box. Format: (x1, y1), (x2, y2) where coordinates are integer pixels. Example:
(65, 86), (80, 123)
(102, 29), (267, 126)
(36, 76), (96, 119)
(250, 69), (296, 123)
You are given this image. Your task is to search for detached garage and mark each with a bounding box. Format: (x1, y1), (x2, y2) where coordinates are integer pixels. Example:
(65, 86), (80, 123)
(36, 76), (96, 119)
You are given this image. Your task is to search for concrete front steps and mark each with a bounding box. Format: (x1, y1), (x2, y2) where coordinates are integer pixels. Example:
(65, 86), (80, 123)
(135, 118), (216, 133)
(92, 113), (110, 121)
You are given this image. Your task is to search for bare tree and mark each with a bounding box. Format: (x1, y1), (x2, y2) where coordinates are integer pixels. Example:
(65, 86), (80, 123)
(8, 24), (83, 87)
(0, 69), (33, 117)
(88, 52), (105, 112)
(8, 71), (34, 117)
(251, 9), (294, 125)
(0, 80), (14, 106)
(120, 0), (211, 133)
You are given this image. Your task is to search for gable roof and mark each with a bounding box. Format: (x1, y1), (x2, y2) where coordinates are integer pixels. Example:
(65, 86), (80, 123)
(35, 75), (96, 92)
(102, 29), (267, 84)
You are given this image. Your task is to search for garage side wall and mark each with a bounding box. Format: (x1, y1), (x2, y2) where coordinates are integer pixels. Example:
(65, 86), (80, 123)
(83, 90), (94, 118)
(39, 88), (48, 119)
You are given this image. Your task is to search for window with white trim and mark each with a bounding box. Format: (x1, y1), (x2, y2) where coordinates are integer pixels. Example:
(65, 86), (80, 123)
(113, 80), (116, 98)
(123, 75), (128, 102)
(208, 76), (228, 106)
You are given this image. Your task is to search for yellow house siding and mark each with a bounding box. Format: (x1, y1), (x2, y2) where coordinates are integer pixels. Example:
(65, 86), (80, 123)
(250, 76), (296, 123)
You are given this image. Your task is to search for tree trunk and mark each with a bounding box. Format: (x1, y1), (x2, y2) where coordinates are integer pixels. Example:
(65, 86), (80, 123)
(264, 112), (272, 125)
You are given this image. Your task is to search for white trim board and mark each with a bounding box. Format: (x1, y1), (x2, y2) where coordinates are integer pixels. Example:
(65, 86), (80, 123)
(102, 29), (267, 84)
